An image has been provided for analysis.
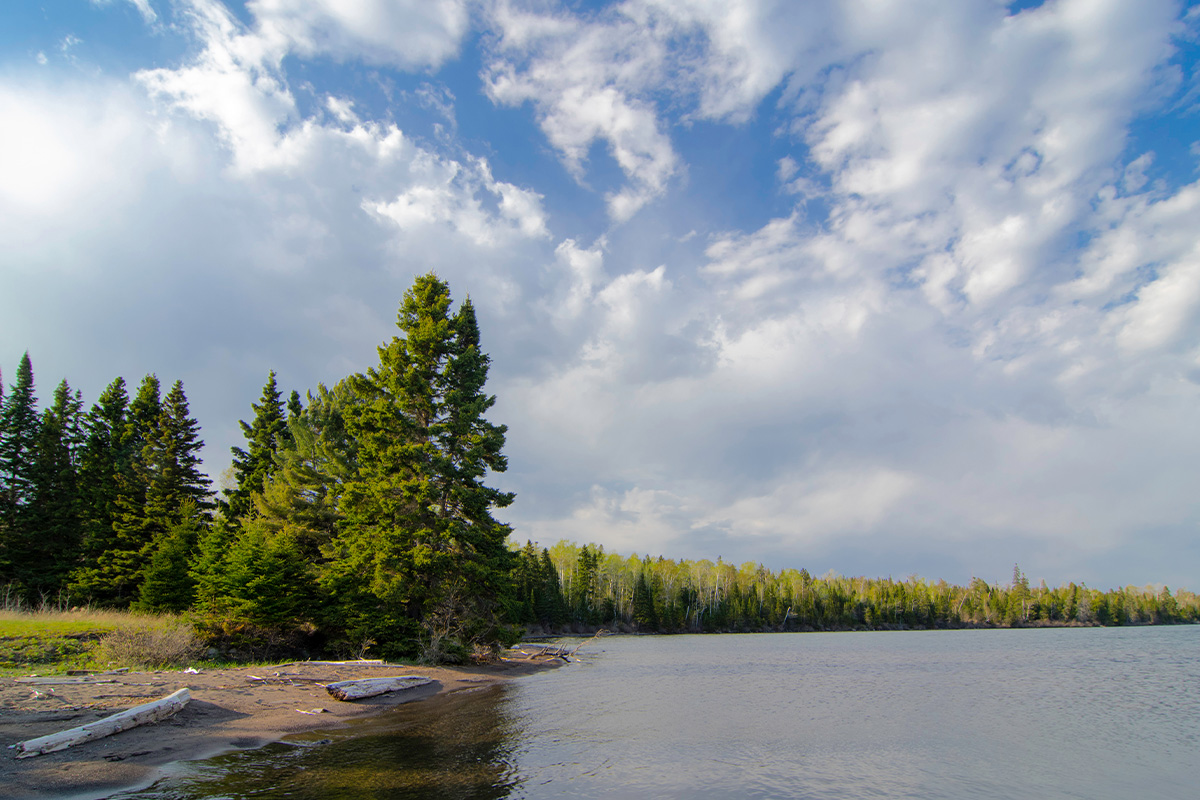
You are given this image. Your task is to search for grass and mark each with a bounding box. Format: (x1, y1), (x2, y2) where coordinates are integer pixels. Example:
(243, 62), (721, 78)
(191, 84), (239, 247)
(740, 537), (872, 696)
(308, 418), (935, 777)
(0, 607), (201, 675)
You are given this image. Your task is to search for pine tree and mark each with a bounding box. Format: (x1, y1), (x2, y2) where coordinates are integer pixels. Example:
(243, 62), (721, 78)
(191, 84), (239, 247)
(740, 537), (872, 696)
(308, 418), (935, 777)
(0, 354), (39, 590)
(225, 372), (288, 521)
(328, 274), (516, 660)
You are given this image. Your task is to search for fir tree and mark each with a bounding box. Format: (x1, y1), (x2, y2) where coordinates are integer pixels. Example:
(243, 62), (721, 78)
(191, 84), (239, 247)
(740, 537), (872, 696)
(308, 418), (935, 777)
(144, 380), (213, 521)
(0, 354), (39, 589)
(251, 381), (357, 562)
(225, 371), (288, 521)
(220, 520), (317, 631)
(535, 548), (566, 626)
(134, 504), (202, 613)
(69, 377), (140, 604)
(22, 381), (84, 597)
(328, 274), (516, 659)
(93, 375), (162, 605)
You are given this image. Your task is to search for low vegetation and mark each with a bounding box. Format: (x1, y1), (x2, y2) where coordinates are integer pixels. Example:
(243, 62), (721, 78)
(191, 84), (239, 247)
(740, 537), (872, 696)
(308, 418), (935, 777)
(0, 603), (199, 674)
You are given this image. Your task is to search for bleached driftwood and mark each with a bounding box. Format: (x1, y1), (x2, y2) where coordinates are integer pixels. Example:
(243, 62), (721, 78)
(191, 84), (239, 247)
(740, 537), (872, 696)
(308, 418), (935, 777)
(288, 659), (385, 667)
(14, 687), (191, 759)
(13, 677), (119, 685)
(325, 675), (431, 701)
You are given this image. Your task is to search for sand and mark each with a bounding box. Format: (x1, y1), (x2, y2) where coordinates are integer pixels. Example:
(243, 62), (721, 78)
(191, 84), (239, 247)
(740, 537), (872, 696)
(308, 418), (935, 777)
(0, 656), (559, 800)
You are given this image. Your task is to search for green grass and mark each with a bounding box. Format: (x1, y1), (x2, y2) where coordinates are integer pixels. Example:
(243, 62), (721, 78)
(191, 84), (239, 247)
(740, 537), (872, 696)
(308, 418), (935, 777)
(0, 608), (197, 675)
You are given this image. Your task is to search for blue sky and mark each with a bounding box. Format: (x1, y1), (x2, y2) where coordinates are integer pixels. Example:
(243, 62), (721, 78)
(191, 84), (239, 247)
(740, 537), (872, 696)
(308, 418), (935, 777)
(3, 0), (1200, 590)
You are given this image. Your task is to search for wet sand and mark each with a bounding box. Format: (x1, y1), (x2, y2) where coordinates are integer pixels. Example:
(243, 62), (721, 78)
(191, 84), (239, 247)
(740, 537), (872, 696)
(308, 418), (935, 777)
(0, 656), (559, 800)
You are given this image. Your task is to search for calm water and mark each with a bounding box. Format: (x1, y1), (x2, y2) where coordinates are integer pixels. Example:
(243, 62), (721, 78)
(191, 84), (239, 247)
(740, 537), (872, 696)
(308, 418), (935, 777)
(117, 627), (1200, 799)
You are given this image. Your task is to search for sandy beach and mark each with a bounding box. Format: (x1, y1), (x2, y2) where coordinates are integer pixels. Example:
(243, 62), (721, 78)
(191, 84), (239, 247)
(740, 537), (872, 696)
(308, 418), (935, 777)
(0, 656), (558, 800)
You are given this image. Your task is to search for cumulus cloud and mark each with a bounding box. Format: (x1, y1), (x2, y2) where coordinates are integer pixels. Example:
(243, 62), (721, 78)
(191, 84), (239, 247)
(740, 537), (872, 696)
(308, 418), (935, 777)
(247, 0), (469, 68)
(5, 0), (1200, 588)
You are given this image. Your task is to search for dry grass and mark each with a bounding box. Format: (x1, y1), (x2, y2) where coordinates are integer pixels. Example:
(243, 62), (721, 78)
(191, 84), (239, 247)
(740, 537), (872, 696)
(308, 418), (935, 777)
(93, 621), (203, 670)
(0, 605), (200, 673)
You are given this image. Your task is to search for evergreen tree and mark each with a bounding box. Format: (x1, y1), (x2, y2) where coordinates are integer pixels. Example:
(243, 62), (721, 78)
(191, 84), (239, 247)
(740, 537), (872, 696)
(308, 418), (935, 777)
(225, 372), (288, 521)
(22, 381), (84, 597)
(134, 504), (202, 613)
(251, 381), (357, 562)
(144, 380), (213, 521)
(219, 520), (317, 631)
(328, 274), (516, 659)
(189, 516), (235, 617)
(632, 569), (658, 630)
(0, 354), (39, 589)
(535, 547), (566, 626)
(92, 375), (163, 605)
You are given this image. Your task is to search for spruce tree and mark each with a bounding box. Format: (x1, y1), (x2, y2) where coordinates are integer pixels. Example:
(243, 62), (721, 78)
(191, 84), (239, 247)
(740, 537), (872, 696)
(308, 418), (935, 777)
(225, 371), (288, 521)
(250, 381), (357, 562)
(23, 380), (84, 597)
(134, 503), (202, 613)
(93, 375), (162, 604)
(0, 354), (39, 590)
(144, 380), (213, 522)
(69, 377), (132, 602)
(328, 274), (516, 659)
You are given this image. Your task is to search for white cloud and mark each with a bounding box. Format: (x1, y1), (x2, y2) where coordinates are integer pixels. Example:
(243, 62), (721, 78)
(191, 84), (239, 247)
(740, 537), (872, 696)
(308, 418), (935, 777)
(247, 0), (469, 68)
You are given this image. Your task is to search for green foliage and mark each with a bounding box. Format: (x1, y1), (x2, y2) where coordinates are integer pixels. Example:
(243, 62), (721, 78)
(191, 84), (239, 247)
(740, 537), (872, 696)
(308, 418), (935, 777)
(517, 543), (1200, 634)
(331, 274), (515, 659)
(218, 520), (319, 630)
(134, 507), (204, 613)
(0, 353), (39, 590)
(23, 380), (84, 597)
(225, 371), (289, 521)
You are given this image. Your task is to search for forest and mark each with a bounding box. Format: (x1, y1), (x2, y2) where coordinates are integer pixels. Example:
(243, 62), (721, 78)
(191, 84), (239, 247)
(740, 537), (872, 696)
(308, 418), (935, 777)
(1, 274), (1196, 663)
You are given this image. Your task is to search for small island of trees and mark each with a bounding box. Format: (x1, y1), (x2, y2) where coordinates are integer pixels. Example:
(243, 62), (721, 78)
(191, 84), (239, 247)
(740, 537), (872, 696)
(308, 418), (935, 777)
(1, 274), (1196, 664)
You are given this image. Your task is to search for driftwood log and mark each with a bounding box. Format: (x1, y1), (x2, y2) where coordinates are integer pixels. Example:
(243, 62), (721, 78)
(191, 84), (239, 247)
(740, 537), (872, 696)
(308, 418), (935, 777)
(14, 687), (191, 759)
(325, 675), (431, 701)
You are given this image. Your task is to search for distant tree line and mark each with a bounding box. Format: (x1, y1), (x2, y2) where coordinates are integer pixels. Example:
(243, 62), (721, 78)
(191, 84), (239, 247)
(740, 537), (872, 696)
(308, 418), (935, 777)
(511, 544), (1199, 633)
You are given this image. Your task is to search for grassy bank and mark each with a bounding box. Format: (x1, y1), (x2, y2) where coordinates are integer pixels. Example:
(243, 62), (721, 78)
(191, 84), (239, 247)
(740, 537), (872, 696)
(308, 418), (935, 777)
(0, 607), (201, 675)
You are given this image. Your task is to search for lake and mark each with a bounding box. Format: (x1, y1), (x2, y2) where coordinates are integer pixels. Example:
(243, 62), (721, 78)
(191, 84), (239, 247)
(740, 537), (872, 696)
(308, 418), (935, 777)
(116, 626), (1200, 799)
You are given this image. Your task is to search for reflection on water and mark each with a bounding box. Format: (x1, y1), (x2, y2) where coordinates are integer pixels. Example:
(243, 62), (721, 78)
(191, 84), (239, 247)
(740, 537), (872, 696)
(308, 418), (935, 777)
(114, 686), (523, 800)
(117, 627), (1200, 800)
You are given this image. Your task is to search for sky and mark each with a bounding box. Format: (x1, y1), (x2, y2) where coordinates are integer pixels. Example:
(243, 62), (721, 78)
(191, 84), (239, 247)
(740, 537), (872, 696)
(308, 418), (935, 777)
(2, 0), (1199, 590)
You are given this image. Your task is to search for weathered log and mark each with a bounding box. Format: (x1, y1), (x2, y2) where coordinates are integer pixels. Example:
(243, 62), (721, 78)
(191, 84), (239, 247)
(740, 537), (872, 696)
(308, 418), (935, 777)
(13, 676), (119, 685)
(14, 687), (191, 759)
(325, 675), (431, 701)
(287, 659), (386, 667)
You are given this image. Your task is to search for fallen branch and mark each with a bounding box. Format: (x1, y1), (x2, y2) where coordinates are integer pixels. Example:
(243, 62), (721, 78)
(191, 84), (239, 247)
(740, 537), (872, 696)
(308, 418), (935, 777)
(14, 688), (191, 759)
(569, 629), (608, 658)
(325, 676), (431, 701)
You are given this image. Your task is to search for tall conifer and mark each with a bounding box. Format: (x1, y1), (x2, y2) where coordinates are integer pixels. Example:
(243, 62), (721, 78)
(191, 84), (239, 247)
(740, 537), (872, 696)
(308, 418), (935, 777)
(0, 354), (39, 589)
(23, 381), (84, 596)
(226, 372), (288, 521)
(328, 274), (516, 659)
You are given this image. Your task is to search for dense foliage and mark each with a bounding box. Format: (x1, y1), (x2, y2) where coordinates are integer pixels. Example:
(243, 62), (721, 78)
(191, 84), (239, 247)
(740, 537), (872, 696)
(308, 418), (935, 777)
(2, 273), (1196, 664)
(512, 543), (1200, 632)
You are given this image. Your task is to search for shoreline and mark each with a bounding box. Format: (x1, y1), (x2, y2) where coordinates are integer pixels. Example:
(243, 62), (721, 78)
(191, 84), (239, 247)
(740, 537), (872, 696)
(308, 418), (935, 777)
(1, 656), (561, 800)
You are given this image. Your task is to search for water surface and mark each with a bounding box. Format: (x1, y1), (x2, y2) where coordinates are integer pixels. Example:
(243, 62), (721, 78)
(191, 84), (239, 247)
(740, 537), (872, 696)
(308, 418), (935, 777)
(118, 627), (1200, 799)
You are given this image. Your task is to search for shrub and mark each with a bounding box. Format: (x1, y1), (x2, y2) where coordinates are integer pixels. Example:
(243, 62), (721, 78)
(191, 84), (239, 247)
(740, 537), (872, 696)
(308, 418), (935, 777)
(94, 621), (203, 669)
